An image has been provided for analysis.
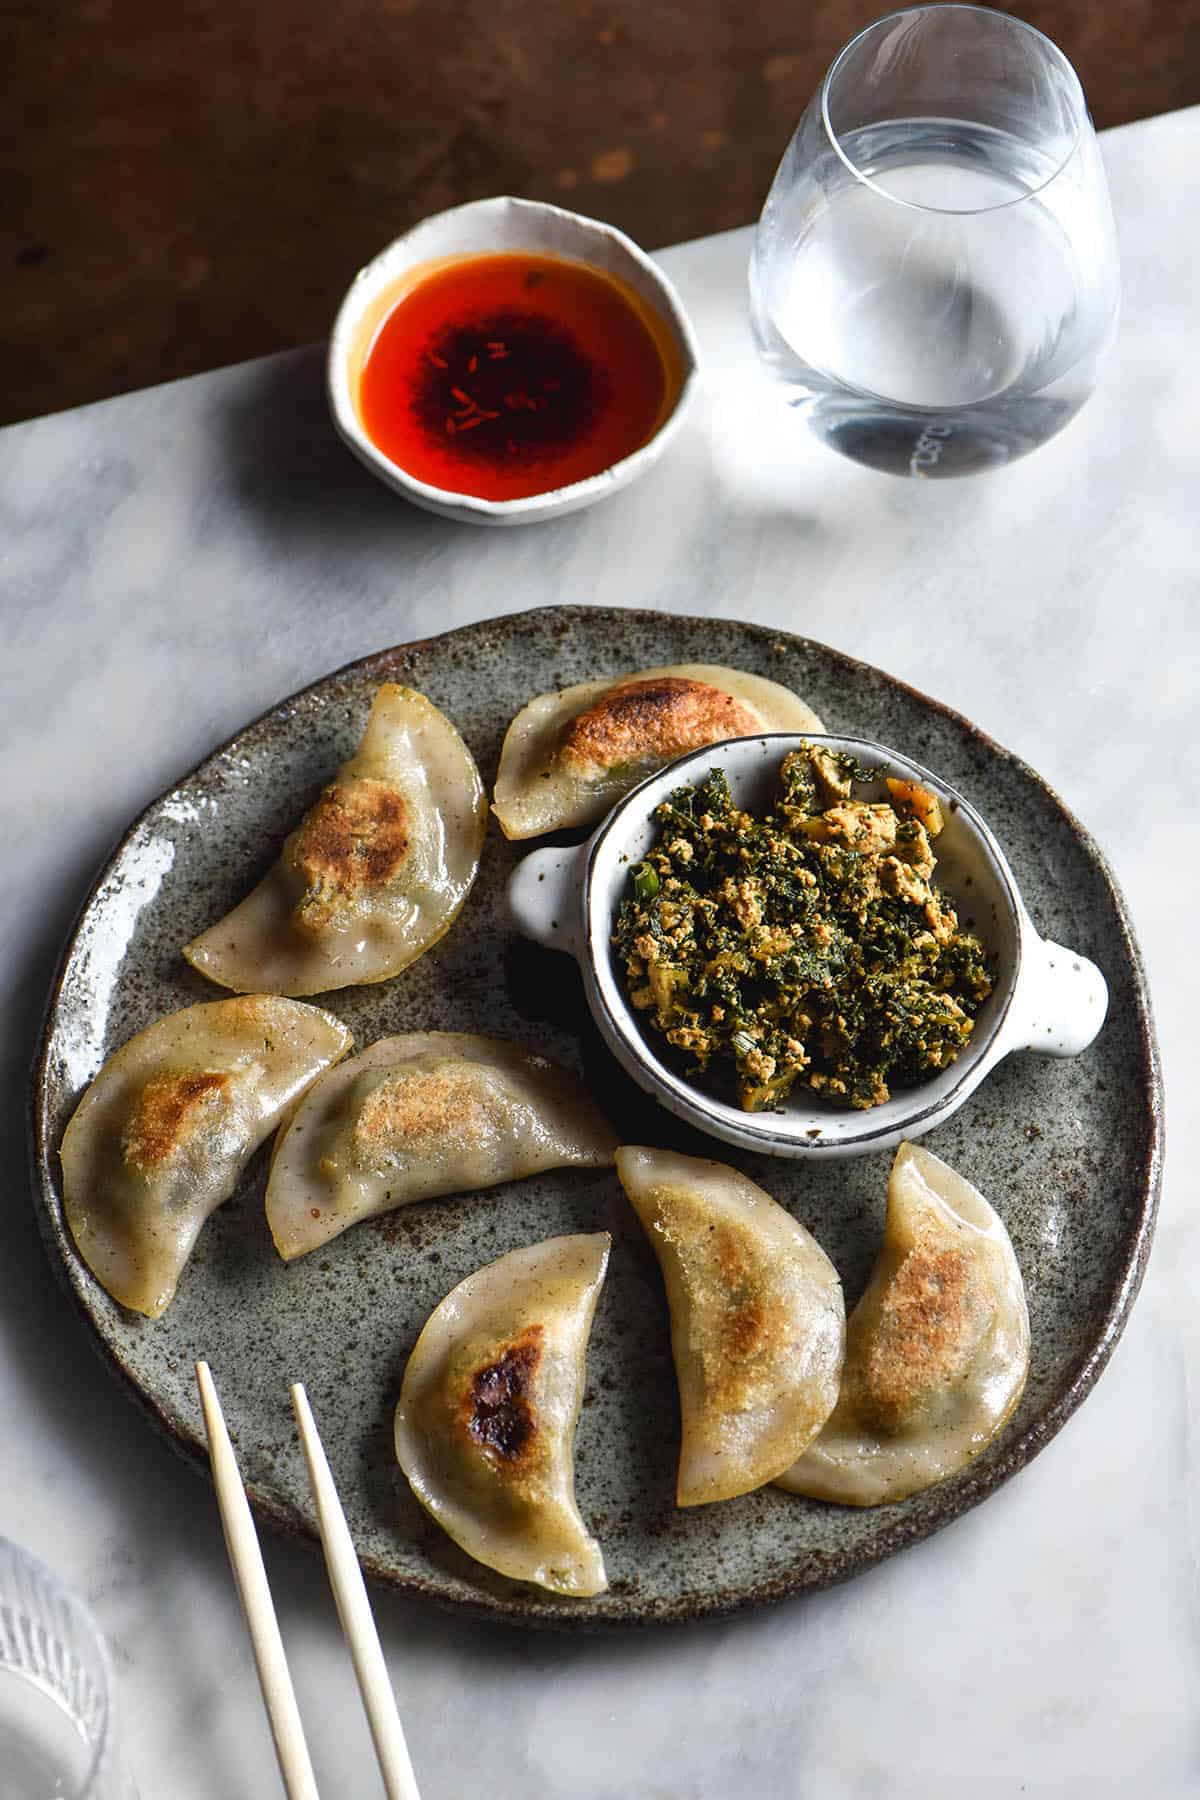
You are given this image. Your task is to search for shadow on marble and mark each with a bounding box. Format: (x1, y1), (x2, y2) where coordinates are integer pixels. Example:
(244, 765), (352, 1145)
(214, 346), (459, 557)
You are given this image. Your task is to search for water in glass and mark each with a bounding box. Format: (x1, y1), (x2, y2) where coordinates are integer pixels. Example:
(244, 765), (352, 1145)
(751, 9), (1120, 477)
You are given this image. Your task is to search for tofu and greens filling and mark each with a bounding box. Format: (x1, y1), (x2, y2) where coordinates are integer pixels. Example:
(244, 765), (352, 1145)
(614, 745), (993, 1112)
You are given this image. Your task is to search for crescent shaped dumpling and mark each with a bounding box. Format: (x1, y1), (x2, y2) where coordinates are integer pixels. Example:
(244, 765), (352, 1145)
(60, 997), (352, 1318)
(492, 663), (825, 839)
(616, 1146), (845, 1506)
(265, 1031), (618, 1260)
(183, 685), (486, 995)
(395, 1233), (610, 1597)
(777, 1141), (1031, 1507)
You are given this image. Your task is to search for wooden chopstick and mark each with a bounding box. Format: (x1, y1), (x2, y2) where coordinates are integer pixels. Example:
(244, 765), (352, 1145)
(290, 1383), (422, 1800)
(195, 1360), (320, 1800)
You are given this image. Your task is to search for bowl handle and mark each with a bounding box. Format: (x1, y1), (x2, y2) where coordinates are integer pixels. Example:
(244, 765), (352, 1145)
(505, 845), (587, 959)
(1009, 936), (1109, 1057)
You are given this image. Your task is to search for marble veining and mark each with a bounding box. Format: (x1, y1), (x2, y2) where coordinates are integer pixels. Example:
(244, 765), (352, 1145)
(1, 106), (1196, 1798)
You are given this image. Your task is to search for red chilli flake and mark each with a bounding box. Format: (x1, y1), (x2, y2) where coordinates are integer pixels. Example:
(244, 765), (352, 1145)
(410, 310), (610, 471)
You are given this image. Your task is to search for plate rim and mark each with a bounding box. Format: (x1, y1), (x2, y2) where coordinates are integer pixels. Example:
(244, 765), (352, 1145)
(27, 604), (1164, 1630)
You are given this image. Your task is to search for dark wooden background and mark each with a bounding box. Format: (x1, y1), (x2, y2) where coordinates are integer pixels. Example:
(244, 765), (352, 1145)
(4, 0), (1198, 425)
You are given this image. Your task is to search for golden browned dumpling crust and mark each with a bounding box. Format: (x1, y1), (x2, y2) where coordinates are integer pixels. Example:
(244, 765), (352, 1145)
(558, 677), (760, 777)
(285, 778), (411, 934)
(350, 1063), (494, 1160)
(852, 1242), (991, 1435)
(120, 1070), (230, 1172)
(654, 1198), (801, 1426)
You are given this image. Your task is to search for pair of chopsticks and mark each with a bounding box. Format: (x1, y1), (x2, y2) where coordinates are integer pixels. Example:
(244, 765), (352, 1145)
(195, 1360), (421, 1800)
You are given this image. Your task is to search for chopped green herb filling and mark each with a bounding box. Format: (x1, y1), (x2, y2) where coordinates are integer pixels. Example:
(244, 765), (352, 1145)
(614, 745), (993, 1112)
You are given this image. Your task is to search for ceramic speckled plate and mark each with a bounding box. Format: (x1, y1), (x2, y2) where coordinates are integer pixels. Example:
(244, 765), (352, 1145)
(30, 607), (1161, 1628)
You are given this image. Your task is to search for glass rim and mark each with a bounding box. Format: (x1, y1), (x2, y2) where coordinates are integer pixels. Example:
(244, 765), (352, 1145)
(819, 3), (1087, 216)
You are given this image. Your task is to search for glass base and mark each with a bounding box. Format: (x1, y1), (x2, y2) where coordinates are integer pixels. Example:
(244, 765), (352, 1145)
(0, 1672), (92, 1800)
(797, 393), (1082, 478)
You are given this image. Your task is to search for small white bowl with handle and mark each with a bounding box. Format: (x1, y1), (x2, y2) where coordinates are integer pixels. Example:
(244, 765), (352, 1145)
(506, 733), (1108, 1158)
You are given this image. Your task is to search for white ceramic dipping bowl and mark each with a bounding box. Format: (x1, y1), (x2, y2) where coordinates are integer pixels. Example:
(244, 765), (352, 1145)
(327, 196), (701, 526)
(507, 734), (1109, 1158)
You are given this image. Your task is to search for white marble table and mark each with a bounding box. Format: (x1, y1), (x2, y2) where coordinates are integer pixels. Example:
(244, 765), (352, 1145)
(1, 104), (1194, 1799)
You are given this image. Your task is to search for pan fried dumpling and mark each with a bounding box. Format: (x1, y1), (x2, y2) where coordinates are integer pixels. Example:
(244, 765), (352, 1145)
(183, 685), (486, 995)
(777, 1142), (1030, 1507)
(265, 1032), (618, 1260)
(395, 1234), (610, 1597)
(60, 997), (352, 1318)
(616, 1146), (844, 1506)
(493, 664), (825, 839)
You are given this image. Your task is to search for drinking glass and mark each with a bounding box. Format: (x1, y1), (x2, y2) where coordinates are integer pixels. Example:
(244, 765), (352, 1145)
(749, 5), (1120, 477)
(0, 1538), (124, 1799)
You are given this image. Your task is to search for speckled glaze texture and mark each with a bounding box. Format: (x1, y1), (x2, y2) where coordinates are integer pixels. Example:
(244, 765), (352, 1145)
(30, 607), (1161, 1629)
